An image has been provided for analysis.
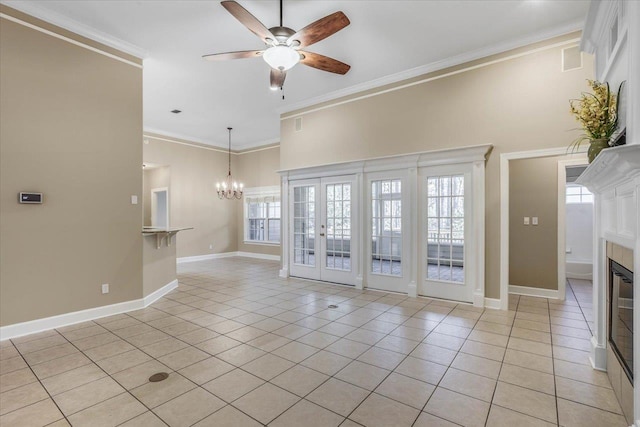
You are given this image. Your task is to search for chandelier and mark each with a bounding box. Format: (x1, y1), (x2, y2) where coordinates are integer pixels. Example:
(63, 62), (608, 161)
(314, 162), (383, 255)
(216, 127), (243, 200)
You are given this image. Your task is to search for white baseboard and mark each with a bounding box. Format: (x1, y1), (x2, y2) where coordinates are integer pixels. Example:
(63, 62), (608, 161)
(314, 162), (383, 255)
(236, 251), (281, 261)
(590, 336), (607, 371)
(566, 261), (593, 280)
(178, 251), (280, 264)
(177, 252), (236, 264)
(0, 279), (178, 341)
(483, 298), (502, 310)
(509, 285), (559, 299)
(144, 279), (178, 306)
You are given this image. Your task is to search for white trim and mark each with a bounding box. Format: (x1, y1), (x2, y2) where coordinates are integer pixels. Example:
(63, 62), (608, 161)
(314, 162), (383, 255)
(565, 261), (593, 280)
(0, 279), (177, 341)
(177, 252), (236, 264)
(177, 251), (280, 264)
(557, 156), (590, 301)
(151, 187), (169, 229)
(143, 279), (178, 306)
(242, 241), (280, 247)
(1, 0), (148, 58)
(500, 147), (587, 311)
(509, 285), (559, 300)
(280, 36), (581, 119)
(277, 36), (580, 121)
(0, 13), (142, 69)
(484, 298), (502, 310)
(143, 133), (280, 155)
(143, 128), (279, 152)
(236, 251), (280, 262)
(278, 144), (492, 179)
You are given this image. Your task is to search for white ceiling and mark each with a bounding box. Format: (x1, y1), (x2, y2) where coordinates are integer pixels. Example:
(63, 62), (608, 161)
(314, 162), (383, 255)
(4, 0), (590, 149)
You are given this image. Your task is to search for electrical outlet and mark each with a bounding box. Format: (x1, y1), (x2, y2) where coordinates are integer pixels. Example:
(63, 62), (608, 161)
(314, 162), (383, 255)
(532, 217), (539, 225)
(102, 284), (109, 294)
(209, 244), (213, 250)
(523, 217), (530, 225)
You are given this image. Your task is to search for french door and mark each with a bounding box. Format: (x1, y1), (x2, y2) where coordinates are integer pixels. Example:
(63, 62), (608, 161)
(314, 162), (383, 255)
(366, 172), (409, 293)
(289, 175), (357, 285)
(419, 164), (476, 303)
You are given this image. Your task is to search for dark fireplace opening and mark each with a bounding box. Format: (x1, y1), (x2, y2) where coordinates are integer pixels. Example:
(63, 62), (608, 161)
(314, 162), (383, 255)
(609, 260), (634, 383)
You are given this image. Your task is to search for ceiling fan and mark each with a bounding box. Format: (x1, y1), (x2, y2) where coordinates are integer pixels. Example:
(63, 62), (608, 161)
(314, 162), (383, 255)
(203, 0), (351, 90)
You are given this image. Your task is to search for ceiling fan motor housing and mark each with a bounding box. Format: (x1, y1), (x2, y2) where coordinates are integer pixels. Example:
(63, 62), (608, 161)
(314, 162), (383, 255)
(268, 27), (296, 46)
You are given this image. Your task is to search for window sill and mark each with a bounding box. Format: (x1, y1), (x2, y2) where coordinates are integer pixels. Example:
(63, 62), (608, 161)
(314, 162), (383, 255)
(243, 241), (280, 247)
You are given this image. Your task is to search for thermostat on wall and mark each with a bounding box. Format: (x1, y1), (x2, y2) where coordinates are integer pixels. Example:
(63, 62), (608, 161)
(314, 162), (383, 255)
(19, 192), (43, 204)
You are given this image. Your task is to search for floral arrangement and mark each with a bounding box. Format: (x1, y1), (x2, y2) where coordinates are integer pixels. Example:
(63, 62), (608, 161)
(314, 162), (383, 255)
(569, 79), (623, 153)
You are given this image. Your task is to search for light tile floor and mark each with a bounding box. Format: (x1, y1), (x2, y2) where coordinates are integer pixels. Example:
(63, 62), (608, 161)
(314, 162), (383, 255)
(0, 259), (626, 426)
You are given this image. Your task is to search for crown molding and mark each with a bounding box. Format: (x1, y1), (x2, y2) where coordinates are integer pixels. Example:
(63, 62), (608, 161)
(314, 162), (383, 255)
(278, 20), (584, 117)
(143, 128), (279, 154)
(1, 0), (148, 59)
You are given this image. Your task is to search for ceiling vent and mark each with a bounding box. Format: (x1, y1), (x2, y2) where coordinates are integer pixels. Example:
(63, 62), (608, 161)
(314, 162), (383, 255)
(562, 46), (582, 72)
(295, 117), (303, 132)
(171, 109), (182, 114)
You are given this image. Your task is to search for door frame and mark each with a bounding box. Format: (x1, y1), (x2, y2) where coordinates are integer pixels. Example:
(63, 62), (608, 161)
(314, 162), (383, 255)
(279, 144), (491, 305)
(418, 163), (479, 304)
(557, 156), (590, 301)
(365, 170), (411, 293)
(499, 147), (588, 309)
(288, 178), (321, 281)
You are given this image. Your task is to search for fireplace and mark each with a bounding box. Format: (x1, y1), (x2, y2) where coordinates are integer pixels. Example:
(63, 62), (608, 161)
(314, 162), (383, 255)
(609, 259), (634, 383)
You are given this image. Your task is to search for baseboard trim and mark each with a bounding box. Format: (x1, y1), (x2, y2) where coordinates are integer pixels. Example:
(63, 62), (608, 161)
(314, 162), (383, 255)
(144, 279), (178, 306)
(0, 279), (178, 341)
(177, 252), (236, 263)
(509, 285), (559, 299)
(236, 251), (281, 261)
(590, 336), (607, 371)
(178, 251), (280, 264)
(484, 298), (502, 310)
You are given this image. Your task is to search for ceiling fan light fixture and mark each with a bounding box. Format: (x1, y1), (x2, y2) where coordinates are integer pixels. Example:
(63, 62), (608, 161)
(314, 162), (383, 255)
(263, 45), (300, 71)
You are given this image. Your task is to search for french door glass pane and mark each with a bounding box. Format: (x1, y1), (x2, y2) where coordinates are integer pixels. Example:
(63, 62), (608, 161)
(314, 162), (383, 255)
(371, 179), (402, 276)
(326, 183), (351, 271)
(293, 186), (315, 266)
(426, 175), (464, 283)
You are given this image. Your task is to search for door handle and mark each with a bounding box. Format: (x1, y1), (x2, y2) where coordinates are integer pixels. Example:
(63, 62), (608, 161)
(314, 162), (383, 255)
(320, 233), (325, 237)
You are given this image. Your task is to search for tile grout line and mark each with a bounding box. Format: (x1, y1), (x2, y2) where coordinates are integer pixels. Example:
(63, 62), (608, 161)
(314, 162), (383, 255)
(1, 341), (71, 425)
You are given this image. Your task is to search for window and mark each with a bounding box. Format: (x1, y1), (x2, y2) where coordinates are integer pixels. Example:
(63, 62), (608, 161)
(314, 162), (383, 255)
(426, 175), (464, 283)
(371, 179), (402, 276)
(566, 184), (593, 204)
(244, 187), (281, 244)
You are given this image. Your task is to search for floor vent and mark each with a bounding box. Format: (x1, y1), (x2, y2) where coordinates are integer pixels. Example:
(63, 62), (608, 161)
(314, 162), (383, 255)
(149, 372), (169, 382)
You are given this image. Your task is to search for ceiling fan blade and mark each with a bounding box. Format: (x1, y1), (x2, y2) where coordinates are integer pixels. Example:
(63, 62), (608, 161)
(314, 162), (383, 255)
(270, 69), (287, 89)
(221, 1), (275, 43)
(287, 11), (350, 48)
(202, 50), (264, 61)
(299, 51), (350, 75)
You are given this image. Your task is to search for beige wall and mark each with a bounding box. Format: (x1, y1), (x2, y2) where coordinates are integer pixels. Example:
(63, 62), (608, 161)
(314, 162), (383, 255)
(0, 8), (143, 326)
(236, 146), (281, 257)
(143, 136), (239, 258)
(509, 156), (564, 290)
(143, 237), (176, 297)
(143, 166), (171, 227)
(280, 32), (594, 299)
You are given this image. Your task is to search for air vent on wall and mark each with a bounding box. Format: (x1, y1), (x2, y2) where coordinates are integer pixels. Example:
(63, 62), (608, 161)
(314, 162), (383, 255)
(562, 46), (582, 72)
(295, 117), (303, 132)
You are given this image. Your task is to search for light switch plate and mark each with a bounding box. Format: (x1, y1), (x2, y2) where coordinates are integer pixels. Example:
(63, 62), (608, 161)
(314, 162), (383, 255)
(131, 195), (138, 205)
(523, 217), (530, 225)
(532, 217), (539, 225)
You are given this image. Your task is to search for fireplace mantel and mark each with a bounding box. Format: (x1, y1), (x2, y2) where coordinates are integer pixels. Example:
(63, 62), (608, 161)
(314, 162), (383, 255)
(577, 144), (640, 194)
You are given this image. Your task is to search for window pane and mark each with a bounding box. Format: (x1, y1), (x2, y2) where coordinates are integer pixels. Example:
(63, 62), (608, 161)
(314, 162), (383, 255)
(370, 179), (402, 277)
(426, 175), (464, 283)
